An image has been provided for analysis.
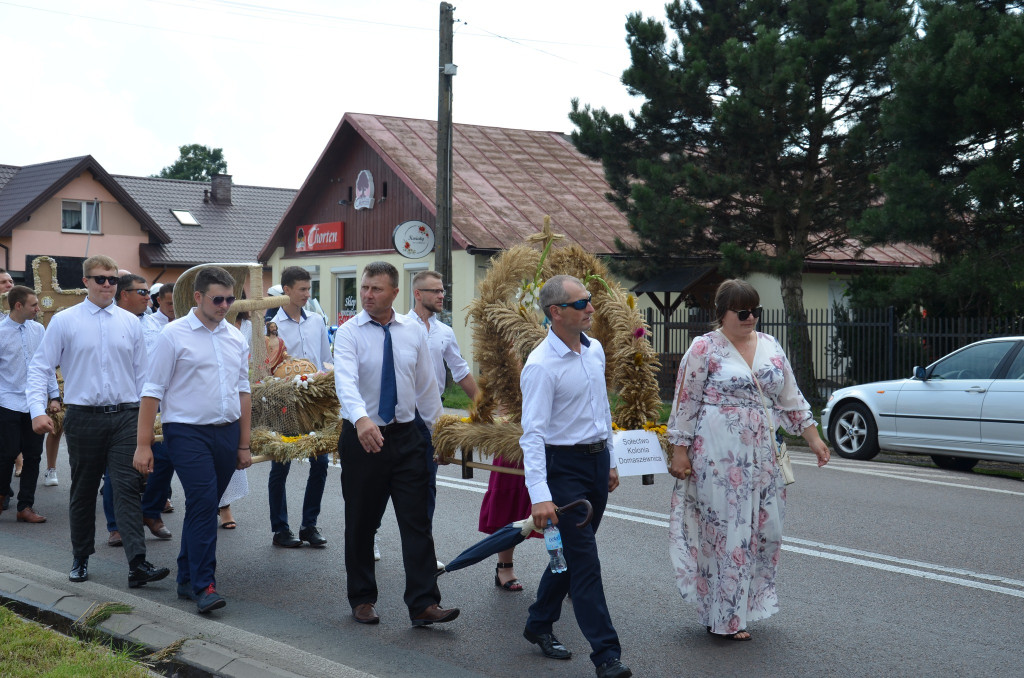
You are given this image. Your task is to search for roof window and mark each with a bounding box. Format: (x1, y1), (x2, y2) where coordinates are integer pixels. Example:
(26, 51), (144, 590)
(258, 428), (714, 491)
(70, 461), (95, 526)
(171, 209), (200, 226)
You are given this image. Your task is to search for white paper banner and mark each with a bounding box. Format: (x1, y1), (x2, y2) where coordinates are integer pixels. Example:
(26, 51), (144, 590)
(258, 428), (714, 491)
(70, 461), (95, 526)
(612, 430), (668, 477)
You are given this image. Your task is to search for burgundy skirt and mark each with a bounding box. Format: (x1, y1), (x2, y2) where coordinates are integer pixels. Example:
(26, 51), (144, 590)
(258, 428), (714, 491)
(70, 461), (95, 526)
(477, 455), (539, 538)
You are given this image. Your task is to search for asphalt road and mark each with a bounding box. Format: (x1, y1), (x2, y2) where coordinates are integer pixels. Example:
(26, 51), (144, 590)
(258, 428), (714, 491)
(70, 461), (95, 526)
(3, 443), (1023, 678)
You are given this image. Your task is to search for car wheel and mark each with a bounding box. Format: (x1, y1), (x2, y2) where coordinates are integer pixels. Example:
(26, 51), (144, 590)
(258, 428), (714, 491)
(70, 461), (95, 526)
(828, 401), (879, 460)
(930, 455), (979, 472)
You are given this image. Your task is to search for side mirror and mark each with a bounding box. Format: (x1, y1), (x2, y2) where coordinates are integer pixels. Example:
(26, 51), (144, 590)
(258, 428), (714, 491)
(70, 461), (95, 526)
(913, 366), (928, 381)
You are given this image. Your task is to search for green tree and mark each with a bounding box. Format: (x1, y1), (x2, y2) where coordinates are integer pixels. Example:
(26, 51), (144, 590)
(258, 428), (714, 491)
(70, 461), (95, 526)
(154, 144), (228, 182)
(570, 0), (912, 401)
(853, 0), (1024, 317)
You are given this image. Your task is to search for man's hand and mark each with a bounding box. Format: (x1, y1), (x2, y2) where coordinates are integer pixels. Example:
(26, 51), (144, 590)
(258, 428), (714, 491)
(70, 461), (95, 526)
(47, 399), (62, 415)
(133, 445), (154, 475)
(531, 500), (558, 529)
(355, 416), (384, 453)
(236, 447), (253, 470)
(31, 414), (54, 435)
(608, 467), (620, 492)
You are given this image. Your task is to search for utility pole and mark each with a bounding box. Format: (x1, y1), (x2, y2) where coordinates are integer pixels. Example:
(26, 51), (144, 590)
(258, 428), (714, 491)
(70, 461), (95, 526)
(436, 1), (455, 325)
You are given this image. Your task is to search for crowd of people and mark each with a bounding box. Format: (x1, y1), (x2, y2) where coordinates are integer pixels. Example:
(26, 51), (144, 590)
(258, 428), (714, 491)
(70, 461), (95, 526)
(0, 258), (833, 678)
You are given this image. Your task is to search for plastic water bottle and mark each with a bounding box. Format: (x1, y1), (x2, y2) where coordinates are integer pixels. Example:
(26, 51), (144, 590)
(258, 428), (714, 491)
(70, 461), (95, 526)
(544, 520), (567, 573)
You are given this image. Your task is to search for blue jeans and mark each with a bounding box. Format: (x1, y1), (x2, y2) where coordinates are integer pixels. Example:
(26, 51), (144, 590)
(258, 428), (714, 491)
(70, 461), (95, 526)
(267, 453), (328, 533)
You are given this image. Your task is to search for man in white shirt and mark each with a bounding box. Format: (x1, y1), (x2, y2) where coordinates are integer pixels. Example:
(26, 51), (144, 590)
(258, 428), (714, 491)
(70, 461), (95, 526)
(0, 286), (58, 523)
(405, 270), (477, 525)
(267, 266), (333, 548)
(27, 255), (170, 589)
(134, 266), (252, 614)
(333, 261), (457, 627)
(139, 282), (177, 531)
(519, 275), (630, 678)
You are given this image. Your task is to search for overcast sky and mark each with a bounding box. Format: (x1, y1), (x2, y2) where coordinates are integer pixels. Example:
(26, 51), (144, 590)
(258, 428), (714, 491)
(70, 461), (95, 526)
(1, 0), (669, 189)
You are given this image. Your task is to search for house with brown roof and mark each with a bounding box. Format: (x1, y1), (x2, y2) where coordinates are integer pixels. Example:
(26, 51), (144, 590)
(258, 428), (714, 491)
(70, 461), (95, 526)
(258, 112), (937, 374)
(0, 155), (295, 292)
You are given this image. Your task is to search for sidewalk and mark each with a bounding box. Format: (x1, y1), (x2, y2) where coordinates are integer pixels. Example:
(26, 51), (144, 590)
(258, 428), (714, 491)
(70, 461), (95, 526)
(0, 554), (373, 678)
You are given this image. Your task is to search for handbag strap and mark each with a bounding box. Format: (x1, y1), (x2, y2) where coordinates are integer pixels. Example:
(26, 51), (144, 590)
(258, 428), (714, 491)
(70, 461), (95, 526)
(751, 369), (782, 460)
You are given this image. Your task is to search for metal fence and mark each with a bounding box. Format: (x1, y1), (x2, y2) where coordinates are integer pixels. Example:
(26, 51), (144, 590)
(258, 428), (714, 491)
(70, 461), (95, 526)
(646, 306), (1024, 402)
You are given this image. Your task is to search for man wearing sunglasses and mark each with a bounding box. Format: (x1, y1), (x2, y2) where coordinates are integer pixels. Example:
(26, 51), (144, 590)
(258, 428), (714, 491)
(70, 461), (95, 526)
(266, 266), (333, 549)
(133, 266), (251, 614)
(27, 255), (169, 590)
(519, 275), (631, 678)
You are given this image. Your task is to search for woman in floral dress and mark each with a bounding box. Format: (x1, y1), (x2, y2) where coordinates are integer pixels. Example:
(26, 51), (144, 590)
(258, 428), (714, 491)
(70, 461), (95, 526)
(666, 279), (830, 640)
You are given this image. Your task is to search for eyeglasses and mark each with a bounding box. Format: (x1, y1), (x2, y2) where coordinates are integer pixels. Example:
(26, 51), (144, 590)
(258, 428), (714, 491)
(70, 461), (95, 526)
(205, 294), (236, 306)
(129, 288), (150, 297)
(731, 307), (763, 321)
(417, 288), (445, 295)
(553, 295), (592, 311)
(89, 275), (120, 286)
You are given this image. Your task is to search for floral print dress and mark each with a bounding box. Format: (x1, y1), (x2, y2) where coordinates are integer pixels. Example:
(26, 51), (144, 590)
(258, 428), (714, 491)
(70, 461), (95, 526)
(667, 330), (814, 634)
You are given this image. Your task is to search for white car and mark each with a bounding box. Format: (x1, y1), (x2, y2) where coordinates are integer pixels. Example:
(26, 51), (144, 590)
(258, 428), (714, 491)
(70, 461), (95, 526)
(821, 337), (1024, 471)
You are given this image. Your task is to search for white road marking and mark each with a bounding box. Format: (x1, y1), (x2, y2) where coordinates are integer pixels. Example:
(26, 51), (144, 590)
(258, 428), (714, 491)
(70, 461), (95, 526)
(437, 471), (1024, 598)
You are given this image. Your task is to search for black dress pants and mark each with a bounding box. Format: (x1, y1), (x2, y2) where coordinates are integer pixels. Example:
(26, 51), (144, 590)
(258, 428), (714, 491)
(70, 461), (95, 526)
(340, 419), (441, 618)
(0, 406), (44, 512)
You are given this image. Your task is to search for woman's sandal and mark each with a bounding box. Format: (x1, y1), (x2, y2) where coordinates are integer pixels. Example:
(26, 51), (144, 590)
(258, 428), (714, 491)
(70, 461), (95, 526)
(707, 626), (752, 641)
(494, 562), (523, 592)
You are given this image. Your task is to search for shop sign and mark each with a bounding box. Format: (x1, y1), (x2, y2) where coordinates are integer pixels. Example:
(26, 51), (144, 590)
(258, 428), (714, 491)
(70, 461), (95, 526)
(296, 221), (344, 252)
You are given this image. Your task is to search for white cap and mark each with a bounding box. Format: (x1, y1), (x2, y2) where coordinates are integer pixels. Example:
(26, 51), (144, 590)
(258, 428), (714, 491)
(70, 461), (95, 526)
(150, 282), (163, 296)
(267, 284), (284, 296)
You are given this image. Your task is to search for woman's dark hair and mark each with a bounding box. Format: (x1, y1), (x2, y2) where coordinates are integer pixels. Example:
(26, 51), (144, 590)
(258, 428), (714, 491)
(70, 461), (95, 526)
(714, 279), (760, 328)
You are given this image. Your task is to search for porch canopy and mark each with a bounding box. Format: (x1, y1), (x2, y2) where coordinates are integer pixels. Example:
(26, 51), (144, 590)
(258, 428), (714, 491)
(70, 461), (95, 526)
(631, 264), (720, 353)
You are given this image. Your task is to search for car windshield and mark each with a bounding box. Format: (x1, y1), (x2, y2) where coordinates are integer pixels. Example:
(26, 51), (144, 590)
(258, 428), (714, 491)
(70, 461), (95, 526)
(929, 341), (1015, 380)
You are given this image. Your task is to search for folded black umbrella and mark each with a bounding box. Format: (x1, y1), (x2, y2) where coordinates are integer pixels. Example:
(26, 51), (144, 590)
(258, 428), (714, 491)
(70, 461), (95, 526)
(441, 499), (593, 575)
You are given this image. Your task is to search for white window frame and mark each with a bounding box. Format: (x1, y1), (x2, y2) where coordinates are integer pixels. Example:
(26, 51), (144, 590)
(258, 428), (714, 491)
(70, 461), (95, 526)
(404, 263), (428, 311)
(61, 200), (101, 234)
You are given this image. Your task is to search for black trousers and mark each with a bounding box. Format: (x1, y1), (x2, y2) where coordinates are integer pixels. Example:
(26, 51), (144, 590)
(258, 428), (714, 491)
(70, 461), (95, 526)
(63, 406), (146, 563)
(0, 406), (44, 512)
(340, 419), (441, 617)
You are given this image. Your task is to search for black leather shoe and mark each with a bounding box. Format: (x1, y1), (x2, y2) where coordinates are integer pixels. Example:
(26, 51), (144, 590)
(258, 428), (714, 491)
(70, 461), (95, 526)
(411, 604), (460, 626)
(128, 561), (170, 588)
(273, 530), (302, 548)
(596, 658), (632, 678)
(69, 557), (88, 583)
(523, 629), (572, 660)
(299, 525), (327, 547)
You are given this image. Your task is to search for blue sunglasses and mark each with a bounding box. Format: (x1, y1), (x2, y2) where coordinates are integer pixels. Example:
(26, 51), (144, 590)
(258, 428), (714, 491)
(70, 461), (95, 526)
(553, 295), (592, 311)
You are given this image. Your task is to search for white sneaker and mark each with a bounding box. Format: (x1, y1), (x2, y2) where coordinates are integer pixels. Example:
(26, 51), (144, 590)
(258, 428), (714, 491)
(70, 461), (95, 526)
(373, 535), (381, 562)
(43, 468), (59, 487)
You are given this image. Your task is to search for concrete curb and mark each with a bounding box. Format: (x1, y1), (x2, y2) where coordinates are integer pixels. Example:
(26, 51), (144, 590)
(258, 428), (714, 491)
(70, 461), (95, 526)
(0, 556), (373, 678)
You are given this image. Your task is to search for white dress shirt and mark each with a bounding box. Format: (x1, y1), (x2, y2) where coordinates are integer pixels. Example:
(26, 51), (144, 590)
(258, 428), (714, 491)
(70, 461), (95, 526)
(520, 329), (616, 504)
(141, 309), (250, 425)
(273, 307), (332, 371)
(142, 308), (172, 357)
(0, 315), (58, 413)
(27, 298), (147, 418)
(333, 309), (442, 428)
(405, 310), (471, 397)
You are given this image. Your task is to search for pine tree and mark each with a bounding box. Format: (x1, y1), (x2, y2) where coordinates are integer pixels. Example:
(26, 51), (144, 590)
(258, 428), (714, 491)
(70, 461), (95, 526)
(570, 0), (912, 401)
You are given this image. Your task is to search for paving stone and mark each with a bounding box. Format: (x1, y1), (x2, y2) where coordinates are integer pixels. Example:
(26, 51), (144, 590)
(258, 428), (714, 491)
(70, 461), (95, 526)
(220, 657), (306, 678)
(177, 639), (241, 672)
(95, 612), (147, 637)
(16, 582), (67, 607)
(0, 572), (32, 595)
(126, 622), (183, 649)
(52, 595), (95, 619)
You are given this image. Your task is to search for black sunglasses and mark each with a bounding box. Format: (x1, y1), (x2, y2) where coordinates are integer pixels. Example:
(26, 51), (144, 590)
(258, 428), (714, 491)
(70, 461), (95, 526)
(732, 307), (763, 321)
(90, 275), (120, 286)
(553, 295), (592, 311)
(205, 294), (236, 306)
(129, 288), (150, 297)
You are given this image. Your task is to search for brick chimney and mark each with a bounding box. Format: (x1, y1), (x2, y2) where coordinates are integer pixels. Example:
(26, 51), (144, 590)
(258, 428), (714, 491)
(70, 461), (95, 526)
(211, 174), (232, 205)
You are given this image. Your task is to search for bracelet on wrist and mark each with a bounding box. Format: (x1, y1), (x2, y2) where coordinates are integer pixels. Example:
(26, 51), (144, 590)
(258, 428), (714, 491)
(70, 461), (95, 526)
(238, 446), (250, 450)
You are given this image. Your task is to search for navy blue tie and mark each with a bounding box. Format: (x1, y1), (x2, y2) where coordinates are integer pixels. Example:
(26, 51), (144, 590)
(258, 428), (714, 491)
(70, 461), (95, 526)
(377, 322), (397, 423)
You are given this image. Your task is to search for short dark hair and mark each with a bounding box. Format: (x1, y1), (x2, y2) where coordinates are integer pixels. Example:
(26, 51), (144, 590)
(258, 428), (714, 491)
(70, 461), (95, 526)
(714, 279), (760, 326)
(412, 270), (442, 288)
(157, 282), (174, 299)
(7, 285), (34, 309)
(363, 261), (398, 288)
(281, 266), (311, 289)
(117, 274), (147, 300)
(194, 266), (235, 294)
(538, 274), (583, 320)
